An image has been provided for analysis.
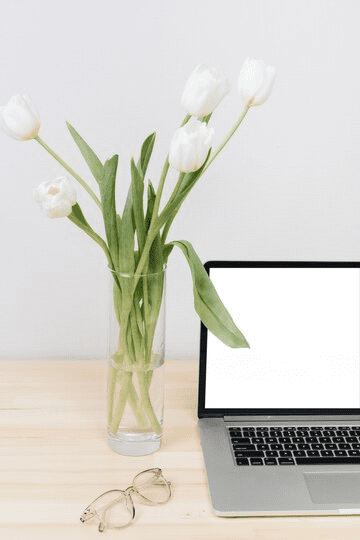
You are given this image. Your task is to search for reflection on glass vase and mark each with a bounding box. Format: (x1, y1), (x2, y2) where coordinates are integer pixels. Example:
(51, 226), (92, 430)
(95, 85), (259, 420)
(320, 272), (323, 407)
(107, 267), (166, 456)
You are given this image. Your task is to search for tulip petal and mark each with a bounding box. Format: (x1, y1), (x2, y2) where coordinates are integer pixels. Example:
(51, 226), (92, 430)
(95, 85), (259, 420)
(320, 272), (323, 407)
(0, 94), (40, 140)
(182, 64), (230, 117)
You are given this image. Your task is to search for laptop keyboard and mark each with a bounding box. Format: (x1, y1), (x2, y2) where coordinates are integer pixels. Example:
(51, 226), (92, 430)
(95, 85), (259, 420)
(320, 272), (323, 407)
(229, 425), (360, 466)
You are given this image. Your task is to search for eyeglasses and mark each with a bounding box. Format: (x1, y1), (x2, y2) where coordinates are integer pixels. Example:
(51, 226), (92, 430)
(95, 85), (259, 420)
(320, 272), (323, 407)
(80, 468), (171, 532)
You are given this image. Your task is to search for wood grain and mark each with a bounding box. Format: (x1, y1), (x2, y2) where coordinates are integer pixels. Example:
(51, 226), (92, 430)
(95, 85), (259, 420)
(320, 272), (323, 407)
(1, 358), (359, 539)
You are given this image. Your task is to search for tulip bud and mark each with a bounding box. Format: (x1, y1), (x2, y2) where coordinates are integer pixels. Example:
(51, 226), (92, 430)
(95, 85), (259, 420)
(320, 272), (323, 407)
(35, 176), (77, 218)
(0, 94), (40, 140)
(238, 58), (276, 107)
(169, 120), (214, 173)
(181, 64), (230, 117)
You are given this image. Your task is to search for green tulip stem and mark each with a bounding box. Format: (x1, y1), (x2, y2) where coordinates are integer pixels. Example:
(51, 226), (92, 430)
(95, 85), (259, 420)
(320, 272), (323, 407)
(35, 136), (102, 209)
(134, 114), (190, 279)
(203, 105), (250, 174)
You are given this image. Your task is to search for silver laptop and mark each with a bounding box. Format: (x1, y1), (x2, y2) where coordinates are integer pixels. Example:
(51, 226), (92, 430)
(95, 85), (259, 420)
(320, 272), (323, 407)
(198, 261), (360, 516)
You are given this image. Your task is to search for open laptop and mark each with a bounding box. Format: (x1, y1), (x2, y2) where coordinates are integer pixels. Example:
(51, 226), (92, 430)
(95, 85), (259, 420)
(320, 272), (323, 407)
(198, 260), (360, 516)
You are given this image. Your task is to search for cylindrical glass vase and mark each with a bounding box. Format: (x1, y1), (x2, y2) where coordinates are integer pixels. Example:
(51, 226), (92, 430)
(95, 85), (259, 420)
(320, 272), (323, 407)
(107, 266), (166, 456)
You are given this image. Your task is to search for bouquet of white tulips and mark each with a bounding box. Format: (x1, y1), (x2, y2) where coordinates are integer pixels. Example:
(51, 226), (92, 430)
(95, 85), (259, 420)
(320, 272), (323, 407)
(0, 59), (275, 451)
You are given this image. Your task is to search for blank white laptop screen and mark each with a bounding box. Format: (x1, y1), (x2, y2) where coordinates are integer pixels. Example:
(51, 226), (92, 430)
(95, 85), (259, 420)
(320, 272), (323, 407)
(205, 267), (360, 410)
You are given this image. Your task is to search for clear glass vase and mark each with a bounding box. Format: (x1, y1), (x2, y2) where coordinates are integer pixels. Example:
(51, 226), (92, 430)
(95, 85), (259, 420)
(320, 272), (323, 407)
(107, 267), (166, 456)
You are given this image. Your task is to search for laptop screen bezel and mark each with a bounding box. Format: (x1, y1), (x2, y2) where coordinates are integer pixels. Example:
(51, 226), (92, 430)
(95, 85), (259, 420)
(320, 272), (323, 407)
(197, 260), (360, 418)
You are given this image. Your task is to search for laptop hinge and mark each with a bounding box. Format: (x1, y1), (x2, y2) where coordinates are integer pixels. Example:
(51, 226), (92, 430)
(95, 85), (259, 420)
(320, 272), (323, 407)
(223, 415), (360, 422)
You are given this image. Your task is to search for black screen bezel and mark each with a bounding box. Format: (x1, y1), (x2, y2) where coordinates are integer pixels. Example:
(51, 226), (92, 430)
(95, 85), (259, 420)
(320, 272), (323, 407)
(197, 260), (360, 418)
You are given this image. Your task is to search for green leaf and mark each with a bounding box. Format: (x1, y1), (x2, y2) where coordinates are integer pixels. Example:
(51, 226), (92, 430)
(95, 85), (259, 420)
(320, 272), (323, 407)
(171, 240), (249, 348)
(101, 155), (119, 265)
(163, 243), (174, 263)
(130, 158), (145, 252)
(145, 180), (156, 232)
(69, 202), (91, 228)
(66, 122), (104, 185)
(118, 187), (135, 274)
(138, 132), (156, 178)
(159, 149), (211, 229)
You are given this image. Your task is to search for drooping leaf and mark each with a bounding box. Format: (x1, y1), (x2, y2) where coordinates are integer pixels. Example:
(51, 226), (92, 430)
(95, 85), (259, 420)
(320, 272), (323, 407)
(101, 155), (119, 264)
(66, 122), (104, 185)
(171, 240), (250, 348)
(138, 132), (156, 178)
(130, 158), (145, 252)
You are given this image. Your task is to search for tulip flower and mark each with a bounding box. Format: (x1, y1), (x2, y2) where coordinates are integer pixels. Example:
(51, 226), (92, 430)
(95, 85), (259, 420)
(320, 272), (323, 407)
(35, 176), (77, 218)
(238, 58), (276, 107)
(181, 64), (230, 117)
(0, 94), (40, 140)
(169, 119), (214, 173)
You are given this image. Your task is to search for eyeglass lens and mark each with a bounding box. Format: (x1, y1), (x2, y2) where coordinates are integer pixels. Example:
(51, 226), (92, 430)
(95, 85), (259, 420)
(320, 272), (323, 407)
(133, 469), (171, 504)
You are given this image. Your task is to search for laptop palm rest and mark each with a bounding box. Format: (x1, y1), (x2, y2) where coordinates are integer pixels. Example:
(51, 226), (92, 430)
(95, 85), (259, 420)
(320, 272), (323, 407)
(304, 472), (360, 504)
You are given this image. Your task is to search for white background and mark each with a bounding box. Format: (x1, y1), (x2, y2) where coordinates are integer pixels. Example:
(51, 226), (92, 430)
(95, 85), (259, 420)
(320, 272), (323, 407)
(0, 0), (360, 360)
(205, 268), (360, 408)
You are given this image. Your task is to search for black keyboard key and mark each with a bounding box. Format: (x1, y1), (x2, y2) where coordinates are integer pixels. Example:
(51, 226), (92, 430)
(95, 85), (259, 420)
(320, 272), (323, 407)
(311, 444), (324, 450)
(346, 437), (358, 443)
(280, 451), (292, 457)
(250, 458), (263, 465)
(233, 444), (256, 451)
(231, 437), (251, 444)
(266, 450), (278, 457)
(265, 437), (278, 443)
(278, 437), (291, 443)
(264, 458), (278, 465)
(334, 450), (347, 456)
(279, 458), (295, 465)
(307, 450), (320, 457)
(270, 444), (283, 450)
(325, 443), (337, 449)
(305, 437), (318, 443)
(252, 438), (264, 444)
(293, 450), (306, 457)
(293, 437), (305, 443)
(296, 457), (360, 465)
(338, 443), (351, 449)
(333, 437), (345, 443)
(236, 458), (249, 466)
(298, 443), (311, 450)
(349, 450), (360, 456)
(257, 444), (270, 450)
(235, 450), (264, 458)
(284, 443), (297, 450)
(321, 450), (334, 457)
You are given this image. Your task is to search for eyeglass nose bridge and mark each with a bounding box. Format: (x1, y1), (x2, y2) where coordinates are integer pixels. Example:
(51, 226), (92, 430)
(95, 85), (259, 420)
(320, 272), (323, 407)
(80, 507), (94, 523)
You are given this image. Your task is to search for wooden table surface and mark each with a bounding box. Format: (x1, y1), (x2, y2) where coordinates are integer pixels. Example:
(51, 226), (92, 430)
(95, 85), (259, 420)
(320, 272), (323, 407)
(1, 358), (360, 539)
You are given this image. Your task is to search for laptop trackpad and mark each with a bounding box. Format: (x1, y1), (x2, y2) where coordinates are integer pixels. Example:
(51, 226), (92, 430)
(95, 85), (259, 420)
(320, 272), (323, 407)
(304, 472), (360, 504)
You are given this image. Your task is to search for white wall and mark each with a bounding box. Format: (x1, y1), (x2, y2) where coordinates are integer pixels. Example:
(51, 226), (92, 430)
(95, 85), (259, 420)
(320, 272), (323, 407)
(0, 0), (359, 360)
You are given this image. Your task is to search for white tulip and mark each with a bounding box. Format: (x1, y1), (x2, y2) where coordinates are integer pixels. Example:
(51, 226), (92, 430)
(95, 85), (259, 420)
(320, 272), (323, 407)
(35, 176), (77, 218)
(181, 64), (230, 117)
(0, 94), (40, 140)
(169, 119), (214, 173)
(238, 58), (276, 107)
